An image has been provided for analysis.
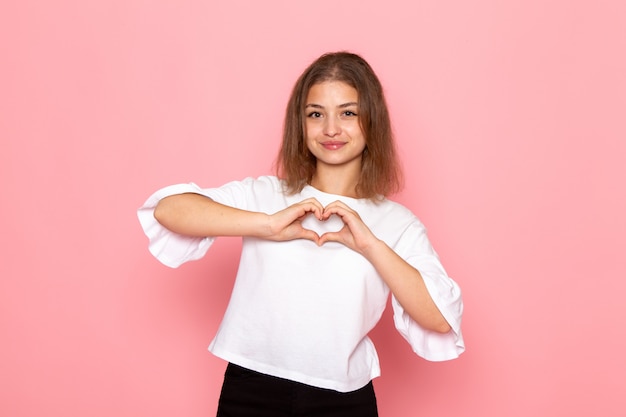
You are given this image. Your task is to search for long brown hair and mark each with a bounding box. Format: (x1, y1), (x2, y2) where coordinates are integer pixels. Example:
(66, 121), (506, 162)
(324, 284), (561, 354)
(276, 51), (403, 199)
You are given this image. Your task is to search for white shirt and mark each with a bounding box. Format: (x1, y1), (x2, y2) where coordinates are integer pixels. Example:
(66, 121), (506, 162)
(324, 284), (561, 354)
(138, 176), (464, 392)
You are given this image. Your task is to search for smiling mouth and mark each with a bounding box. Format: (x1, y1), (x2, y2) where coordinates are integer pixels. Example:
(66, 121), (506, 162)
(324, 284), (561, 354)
(321, 141), (346, 150)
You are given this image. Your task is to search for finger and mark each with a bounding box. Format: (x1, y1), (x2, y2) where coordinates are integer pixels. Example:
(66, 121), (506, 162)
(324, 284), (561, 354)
(321, 205), (344, 220)
(300, 197), (324, 209)
(318, 231), (340, 246)
(319, 231), (356, 250)
(322, 201), (357, 220)
(323, 206), (359, 224)
(299, 228), (321, 244)
(298, 199), (324, 219)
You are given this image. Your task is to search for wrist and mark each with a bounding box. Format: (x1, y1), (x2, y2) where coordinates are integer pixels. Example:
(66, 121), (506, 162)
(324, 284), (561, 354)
(253, 212), (273, 238)
(360, 237), (387, 259)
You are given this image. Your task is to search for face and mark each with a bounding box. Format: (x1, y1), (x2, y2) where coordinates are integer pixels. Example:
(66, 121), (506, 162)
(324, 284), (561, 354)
(304, 81), (366, 173)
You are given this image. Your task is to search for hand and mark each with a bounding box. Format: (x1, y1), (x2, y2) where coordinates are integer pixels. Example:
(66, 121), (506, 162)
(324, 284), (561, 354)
(318, 200), (380, 254)
(264, 198), (325, 244)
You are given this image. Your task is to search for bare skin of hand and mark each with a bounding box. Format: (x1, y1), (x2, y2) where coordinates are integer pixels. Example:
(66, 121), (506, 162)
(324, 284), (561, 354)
(317, 200), (451, 333)
(265, 198), (325, 244)
(155, 194), (450, 332)
(317, 200), (380, 253)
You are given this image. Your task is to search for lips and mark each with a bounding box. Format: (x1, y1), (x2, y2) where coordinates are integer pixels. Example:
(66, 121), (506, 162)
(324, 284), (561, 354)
(320, 141), (346, 150)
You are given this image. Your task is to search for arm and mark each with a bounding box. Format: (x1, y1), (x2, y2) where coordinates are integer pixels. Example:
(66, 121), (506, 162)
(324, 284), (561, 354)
(154, 192), (325, 243)
(318, 201), (452, 333)
(362, 240), (452, 333)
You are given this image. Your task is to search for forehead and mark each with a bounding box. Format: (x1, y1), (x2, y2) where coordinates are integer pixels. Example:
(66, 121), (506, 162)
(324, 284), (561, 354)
(306, 81), (358, 104)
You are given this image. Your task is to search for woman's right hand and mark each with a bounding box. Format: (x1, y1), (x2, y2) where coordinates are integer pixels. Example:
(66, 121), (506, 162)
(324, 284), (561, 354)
(155, 193), (324, 244)
(263, 198), (324, 244)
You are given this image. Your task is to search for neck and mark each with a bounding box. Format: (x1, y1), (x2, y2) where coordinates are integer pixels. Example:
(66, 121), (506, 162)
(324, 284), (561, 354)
(310, 164), (361, 198)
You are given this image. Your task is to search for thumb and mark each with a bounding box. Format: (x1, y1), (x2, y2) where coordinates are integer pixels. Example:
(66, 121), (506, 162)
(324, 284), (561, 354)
(300, 228), (321, 244)
(318, 231), (341, 246)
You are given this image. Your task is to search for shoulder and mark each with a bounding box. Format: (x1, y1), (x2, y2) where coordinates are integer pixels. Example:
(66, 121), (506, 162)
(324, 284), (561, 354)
(252, 175), (285, 188)
(369, 197), (419, 223)
(363, 198), (428, 244)
(209, 175), (286, 194)
(188, 176), (287, 211)
(240, 175), (288, 195)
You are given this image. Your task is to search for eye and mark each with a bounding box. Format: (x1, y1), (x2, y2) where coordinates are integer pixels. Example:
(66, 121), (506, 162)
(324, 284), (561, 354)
(307, 111), (322, 118)
(343, 110), (358, 117)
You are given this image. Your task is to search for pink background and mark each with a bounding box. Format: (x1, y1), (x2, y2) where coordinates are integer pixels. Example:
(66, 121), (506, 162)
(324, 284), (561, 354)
(2, 1), (625, 416)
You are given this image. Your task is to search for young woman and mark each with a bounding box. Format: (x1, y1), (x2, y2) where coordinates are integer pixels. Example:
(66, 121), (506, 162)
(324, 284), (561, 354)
(138, 52), (464, 416)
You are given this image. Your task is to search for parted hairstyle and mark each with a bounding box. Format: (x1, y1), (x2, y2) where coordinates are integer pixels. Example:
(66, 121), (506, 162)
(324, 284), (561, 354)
(276, 51), (403, 200)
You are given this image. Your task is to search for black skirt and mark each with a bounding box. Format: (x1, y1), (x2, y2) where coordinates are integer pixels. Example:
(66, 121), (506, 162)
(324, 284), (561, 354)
(216, 363), (379, 417)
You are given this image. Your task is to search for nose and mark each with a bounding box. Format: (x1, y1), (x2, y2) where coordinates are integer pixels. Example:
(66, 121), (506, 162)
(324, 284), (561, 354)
(323, 117), (341, 137)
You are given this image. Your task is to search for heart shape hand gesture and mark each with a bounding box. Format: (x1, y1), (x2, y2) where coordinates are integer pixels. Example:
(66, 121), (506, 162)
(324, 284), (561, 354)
(264, 198), (379, 254)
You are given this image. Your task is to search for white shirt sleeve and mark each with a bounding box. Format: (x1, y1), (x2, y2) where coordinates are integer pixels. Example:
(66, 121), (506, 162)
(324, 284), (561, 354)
(391, 221), (465, 361)
(137, 183), (216, 268)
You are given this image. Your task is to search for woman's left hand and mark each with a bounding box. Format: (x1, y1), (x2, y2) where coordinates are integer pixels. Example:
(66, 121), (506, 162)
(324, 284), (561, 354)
(320, 201), (452, 333)
(318, 200), (380, 254)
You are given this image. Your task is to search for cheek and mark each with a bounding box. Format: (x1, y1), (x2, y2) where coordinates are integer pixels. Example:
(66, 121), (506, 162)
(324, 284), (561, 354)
(304, 134), (315, 152)
(348, 124), (366, 141)
(305, 124), (324, 144)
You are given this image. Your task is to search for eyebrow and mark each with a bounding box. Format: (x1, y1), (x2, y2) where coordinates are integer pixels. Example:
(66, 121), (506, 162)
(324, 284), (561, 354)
(305, 102), (359, 109)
